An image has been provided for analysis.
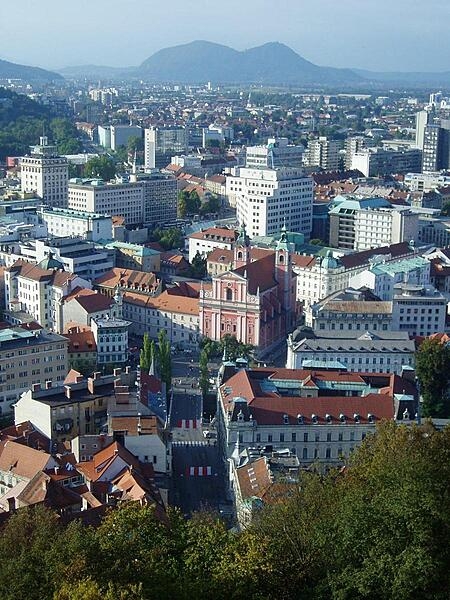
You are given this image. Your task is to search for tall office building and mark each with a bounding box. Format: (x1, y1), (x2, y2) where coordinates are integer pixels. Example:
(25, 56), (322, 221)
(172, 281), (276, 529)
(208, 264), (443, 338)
(344, 136), (365, 170)
(20, 137), (68, 208)
(144, 127), (188, 170)
(303, 136), (342, 171)
(422, 121), (450, 173)
(98, 125), (142, 151)
(235, 167), (313, 238)
(245, 137), (304, 169)
(415, 110), (429, 149)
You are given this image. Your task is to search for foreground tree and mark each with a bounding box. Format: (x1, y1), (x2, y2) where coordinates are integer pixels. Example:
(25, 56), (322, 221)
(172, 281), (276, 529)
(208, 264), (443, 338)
(157, 329), (172, 393)
(83, 155), (116, 181)
(416, 337), (450, 416)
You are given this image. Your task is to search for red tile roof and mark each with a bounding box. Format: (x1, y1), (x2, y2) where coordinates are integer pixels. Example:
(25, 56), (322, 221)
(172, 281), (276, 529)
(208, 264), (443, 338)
(236, 456), (272, 500)
(67, 290), (114, 313)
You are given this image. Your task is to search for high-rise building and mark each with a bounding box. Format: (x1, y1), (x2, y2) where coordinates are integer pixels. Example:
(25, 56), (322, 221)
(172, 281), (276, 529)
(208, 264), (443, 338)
(144, 127), (188, 170)
(245, 137), (304, 169)
(344, 136), (365, 170)
(303, 136), (342, 171)
(68, 179), (145, 226)
(20, 137), (68, 208)
(137, 172), (178, 228)
(351, 147), (422, 177)
(235, 167), (313, 238)
(415, 110), (429, 149)
(422, 122), (450, 173)
(98, 125), (142, 151)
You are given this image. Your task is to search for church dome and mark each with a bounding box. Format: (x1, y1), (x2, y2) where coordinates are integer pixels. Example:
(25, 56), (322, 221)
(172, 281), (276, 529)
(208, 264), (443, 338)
(38, 251), (64, 271)
(321, 250), (339, 269)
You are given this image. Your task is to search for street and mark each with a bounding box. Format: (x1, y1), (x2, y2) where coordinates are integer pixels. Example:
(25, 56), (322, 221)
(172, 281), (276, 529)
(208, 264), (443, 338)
(171, 441), (225, 516)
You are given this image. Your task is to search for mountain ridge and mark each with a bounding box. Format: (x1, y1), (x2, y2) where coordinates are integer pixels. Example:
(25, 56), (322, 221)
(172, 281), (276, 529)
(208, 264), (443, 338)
(0, 58), (63, 82)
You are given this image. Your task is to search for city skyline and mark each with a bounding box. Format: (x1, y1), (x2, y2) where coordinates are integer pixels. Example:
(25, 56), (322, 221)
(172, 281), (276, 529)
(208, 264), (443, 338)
(1, 0), (449, 73)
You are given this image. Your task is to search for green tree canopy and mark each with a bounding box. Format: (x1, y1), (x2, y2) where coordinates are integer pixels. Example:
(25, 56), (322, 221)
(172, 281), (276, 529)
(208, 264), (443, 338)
(83, 155), (116, 180)
(416, 337), (450, 417)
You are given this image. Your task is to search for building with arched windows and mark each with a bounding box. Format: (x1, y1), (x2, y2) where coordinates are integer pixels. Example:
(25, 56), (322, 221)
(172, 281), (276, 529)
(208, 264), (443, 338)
(199, 225), (297, 357)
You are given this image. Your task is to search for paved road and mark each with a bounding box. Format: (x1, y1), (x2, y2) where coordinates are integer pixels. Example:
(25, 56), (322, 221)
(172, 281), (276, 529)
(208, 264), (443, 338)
(171, 441), (226, 515)
(170, 389), (202, 427)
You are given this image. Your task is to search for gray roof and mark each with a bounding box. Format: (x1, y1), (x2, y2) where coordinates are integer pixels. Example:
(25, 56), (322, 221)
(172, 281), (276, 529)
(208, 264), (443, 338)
(291, 334), (415, 354)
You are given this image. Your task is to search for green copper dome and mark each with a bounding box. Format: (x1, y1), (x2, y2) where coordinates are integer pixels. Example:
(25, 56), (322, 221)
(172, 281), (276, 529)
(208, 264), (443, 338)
(38, 251), (64, 271)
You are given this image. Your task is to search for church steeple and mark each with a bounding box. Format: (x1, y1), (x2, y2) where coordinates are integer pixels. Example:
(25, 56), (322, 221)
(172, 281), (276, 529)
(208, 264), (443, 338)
(234, 222), (250, 268)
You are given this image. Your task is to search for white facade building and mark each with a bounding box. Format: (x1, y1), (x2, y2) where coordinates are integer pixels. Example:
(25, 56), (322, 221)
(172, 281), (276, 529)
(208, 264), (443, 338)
(188, 227), (237, 263)
(5, 261), (91, 334)
(144, 127), (188, 170)
(68, 179), (144, 226)
(20, 137), (68, 208)
(349, 256), (430, 301)
(404, 172), (450, 192)
(39, 207), (113, 242)
(91, 316), (130, 366)
(245, 138), (304, 169)
(235, 167), (313, 238)
(354, 207), (419, 251)
(303, 137), (341, 171)
(286, 329), (415, 375)
(391, 283), (447, 336)
(292, 242), (416, 323)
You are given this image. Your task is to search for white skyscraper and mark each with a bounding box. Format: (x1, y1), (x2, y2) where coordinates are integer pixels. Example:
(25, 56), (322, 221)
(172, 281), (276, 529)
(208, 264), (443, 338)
(235, 167), (313, 238)
(415, 110), (429, 149)
(144, 127), (188, 170)
(20, 137), (68, 208)
(245, 137), (304, 169)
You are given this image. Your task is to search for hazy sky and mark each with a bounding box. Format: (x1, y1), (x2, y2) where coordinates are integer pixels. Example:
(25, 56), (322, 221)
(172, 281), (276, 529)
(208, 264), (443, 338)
(1, 0), (449, 72)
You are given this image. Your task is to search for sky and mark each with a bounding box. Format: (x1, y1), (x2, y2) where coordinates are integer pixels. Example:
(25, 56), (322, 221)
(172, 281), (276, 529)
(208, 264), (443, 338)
(1, 0), (449, 72)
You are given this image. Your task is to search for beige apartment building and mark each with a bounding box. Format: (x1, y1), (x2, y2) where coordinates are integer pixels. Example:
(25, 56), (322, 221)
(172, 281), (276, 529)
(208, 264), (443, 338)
(0, 326), (68, 415)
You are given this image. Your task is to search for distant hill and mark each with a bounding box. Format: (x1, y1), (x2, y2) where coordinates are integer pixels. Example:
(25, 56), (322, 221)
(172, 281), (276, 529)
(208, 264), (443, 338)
(55, 40), (450, 88)
(138, 41), (362, 85)
(353, 68), (450, 87)
(0, 58), (63, 82)
(58, 64), (135, 79)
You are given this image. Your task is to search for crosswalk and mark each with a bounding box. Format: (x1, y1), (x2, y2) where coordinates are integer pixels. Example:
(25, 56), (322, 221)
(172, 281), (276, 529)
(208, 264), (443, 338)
(186, 466), (213, 476)
(175, 419), (202, 429)
(172, 440), (209, 447)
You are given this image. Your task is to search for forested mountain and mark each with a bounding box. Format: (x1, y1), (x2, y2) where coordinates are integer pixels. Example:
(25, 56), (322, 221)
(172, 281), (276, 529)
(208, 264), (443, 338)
(0, 88), (81, 160)
(0, 58), (62, 82)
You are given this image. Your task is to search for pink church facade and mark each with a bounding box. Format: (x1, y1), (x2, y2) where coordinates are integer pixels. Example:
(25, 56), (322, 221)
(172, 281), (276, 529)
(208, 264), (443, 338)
(199, 231), (297, 357)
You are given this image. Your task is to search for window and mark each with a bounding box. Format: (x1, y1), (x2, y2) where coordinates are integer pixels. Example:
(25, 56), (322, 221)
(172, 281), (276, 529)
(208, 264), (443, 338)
(326, 432), (332, 442)
(291, 432), (296, 442)
(326, 447), (331, 459)
(302, 448), (308, 460)
(303, 432), (308, 442)
(279, 433), (284, 443)
(153, 455), (157, 464)
(338, 432), (343, 442)
(268, 434), (273, 442)
(256, 433), (261, 442)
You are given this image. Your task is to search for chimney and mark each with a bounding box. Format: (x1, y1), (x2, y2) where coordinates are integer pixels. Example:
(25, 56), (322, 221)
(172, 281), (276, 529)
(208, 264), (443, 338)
(76, 375), (84, 383)
(65, 385), (71, 399)
(87, 377), (95, 395)
(54, 466), (59, 475)
(93, 371), (101, 381)
(45, 380), (52, 390)
(32, 383), (41, 393)
(113, 367), (121, 377)
(125, 366), (131, 374)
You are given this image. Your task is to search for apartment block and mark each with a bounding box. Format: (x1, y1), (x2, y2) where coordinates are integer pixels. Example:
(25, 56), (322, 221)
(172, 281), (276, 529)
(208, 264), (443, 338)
(0, 327), (68, 414)
(235, 167), (313, 238)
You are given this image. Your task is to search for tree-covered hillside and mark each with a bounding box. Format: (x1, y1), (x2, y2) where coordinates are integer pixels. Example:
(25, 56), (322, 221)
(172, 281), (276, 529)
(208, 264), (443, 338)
(0, 421), (448, 600)
(0, 88), (82, 160)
